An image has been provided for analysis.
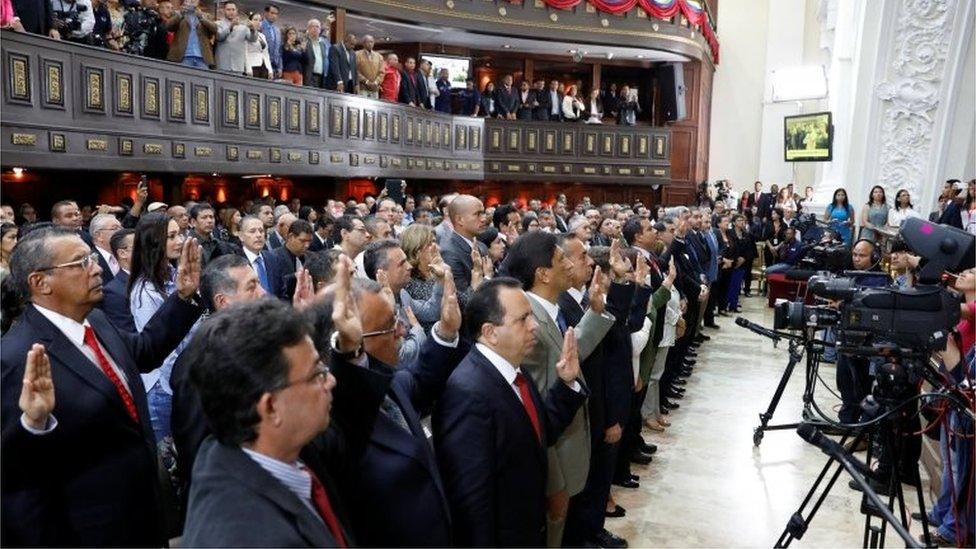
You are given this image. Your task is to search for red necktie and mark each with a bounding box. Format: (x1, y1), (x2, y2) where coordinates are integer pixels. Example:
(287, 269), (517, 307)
(514, 372), (542, 443)
(83, 326), (139, 424)
(307, 468), (348, 548)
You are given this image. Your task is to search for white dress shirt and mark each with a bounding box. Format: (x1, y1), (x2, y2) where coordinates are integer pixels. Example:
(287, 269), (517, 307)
(476, 342), (530, 402)
(526, 291), (560, 325)
(243, 247), (261, 267)
(566, 286), (586, 306)
(95, 245), (119, 276)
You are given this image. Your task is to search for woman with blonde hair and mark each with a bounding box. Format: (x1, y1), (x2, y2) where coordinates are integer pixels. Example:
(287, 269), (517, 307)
(561, 84), (585, 121)
(400, 224), (448, 334)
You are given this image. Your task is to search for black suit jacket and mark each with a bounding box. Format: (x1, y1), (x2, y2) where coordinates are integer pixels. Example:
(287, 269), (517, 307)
(515, 90), (536, 120)
(433, 347), (587, 547)
(756, 192), (774, 221)
(440, 231), (488, 296)
(398, 70), (427, 106)
(268, 246), (302, 299)
(101, 270), (136, 334)
(337, 337), (468, 546)
(234, 248), (282, 297)
(535, 89), (562, 121)
(12, 0), (54, 35)
(326, 43), (357, 92)
(182, 437), (353, 547)
(495, 85), (518, 118)
(1, 299), (201, 546)
(94, 248), (115, 288)
(602, 283), (650, 428)
(308, 233), (330, 253)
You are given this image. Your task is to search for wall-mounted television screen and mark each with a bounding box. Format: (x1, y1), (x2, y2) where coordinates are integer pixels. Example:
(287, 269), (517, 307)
(784, 111), (833, 162)
(420, 54), (471, 89)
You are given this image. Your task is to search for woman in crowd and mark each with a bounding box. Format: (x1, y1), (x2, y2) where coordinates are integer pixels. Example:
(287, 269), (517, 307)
(280, 26), (305, 85)
(217, 207), (242, 248)
(738, 190), (751, 216)
(584, 88), (603, 124)
(561, 84), (584, 121)
(617, 85), (640, 126)
(245, 12), (272, 79)
(0, 222), (18, 280)
(962, 180), (976, 236)
(859, 184), (889, 243)
(399, 224), (448, 335)
(824, 188), (855, 246)
(761, 207), (786, 272)
(886, 189), (919, 231)
(714, 214), (734, 314)
(103, 0), (127, 50)
(127, 212), (185, 443)
(477, 226), (507, 271)
(521, 215), (540, 233)
(775, 186), (797, 218)
(298, 205), (318, 225)
(723, 214), (748, 312)
(479, 82), (496, 118)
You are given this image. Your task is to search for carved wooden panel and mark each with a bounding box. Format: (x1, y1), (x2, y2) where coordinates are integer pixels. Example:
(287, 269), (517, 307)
(265, 95), (281, 131)
(244, 92), (260, 129)
(141, 76), (159, 119)
(5, 52), (31, 105)
(600, 133), (613, 156)
(83, 66), (105, 113)
(652, 134), (668, 159)
(113, 71), (133, 116)
(391, 114), (400, 143)
(455, 124), (467, 150)
(222, 88), (239, 128)
(505, 128), (520, 152)
(41, 59), (63, 108)
(378, 112), (389, 141)
(306, 100), (320, 135)
(441, 123), (451, 149)
(525, 128), (538, 153)
(405, 115), (414, 144)
(561, 130), (574, 155)
(329, 104), (343, 137)
(363, 110), (375, 140)
(191, 84), (209, 124)
(618, 134), (632, 157)
(347, 107), (360, 138)
(166, 79), (184, 121)
(471, 127), (481, 150)
(488, 126), (502, 152)
(286, 99), (301, 133)
(582, 132), (597, 155)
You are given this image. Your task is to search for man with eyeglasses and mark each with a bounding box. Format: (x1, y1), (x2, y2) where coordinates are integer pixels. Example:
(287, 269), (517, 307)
(1, 226), (203, 546)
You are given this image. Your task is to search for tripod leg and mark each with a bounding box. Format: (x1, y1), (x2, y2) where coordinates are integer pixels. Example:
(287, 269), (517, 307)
(755, 346), (802, 446)
(911, 465), (931, 547)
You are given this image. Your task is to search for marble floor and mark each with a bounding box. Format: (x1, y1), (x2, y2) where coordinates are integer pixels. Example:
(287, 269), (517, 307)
(610, 295), (934, 548)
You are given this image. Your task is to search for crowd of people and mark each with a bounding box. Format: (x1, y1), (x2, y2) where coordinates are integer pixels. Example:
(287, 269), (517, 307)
(0, 179), (972, 547)
(3, 0), (644, 123)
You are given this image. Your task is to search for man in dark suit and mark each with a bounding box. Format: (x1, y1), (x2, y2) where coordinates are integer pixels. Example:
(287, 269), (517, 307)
(317, 272), (466, 546)
(308, 216), (333, 252)
(182, 291), (367, 547)
(553, 201), (570, 232)
(439, 195), (488, 297)
(89, 213), (123, 288)
(51, 199), (94, 249)
(516, 80), (536, 120)
(398, 57), (427, 107)
(434, 277), (588, 546)
(268, 219), (313, 299)
(235, 215), (282, 296)
(495, 74), (518, 120)
(302, 20), (330, 89)
(1, 226), (203, 546)
(101, 229), (136, 333)
(327, 33), (358, 93)
(756, 183), (778, 222)
(746, 181), (763, 211)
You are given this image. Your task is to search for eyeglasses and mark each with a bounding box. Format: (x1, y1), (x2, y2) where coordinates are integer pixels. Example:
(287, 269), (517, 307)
(36, 252), (100, 272)
(362, 317), (404, 338)
(274, 362), (330, 391)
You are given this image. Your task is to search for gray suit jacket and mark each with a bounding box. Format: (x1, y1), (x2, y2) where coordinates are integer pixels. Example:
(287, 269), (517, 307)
(521, 294), (613, 497)
(440, 230), (488, 295)
(215, 20), (257, 73)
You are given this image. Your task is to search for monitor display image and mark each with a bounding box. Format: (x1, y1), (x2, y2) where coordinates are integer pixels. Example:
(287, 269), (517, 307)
(784, 111), (833, 162)
(420, 54), (471, 88)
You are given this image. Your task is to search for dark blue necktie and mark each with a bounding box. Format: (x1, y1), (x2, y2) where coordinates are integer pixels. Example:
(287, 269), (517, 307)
(254, 255), (270, 293)
(556, 309), (568, 335)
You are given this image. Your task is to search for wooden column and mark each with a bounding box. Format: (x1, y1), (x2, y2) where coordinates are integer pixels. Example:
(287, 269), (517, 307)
(332, 7), (346, 43)
(592, 62), (601, 92)
(524, 58), (534, 83)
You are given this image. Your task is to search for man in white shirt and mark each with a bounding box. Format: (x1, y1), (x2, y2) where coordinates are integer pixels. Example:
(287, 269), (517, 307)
(89, 213), (122, 286)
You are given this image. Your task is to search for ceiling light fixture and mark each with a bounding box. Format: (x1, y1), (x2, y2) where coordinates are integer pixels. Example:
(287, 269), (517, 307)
(503, 44), (511, 49)
(12, 167), (24, 176)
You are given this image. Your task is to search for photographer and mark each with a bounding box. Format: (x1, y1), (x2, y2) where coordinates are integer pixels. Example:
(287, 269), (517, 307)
(121, 0), (166, 58)
(165, 0), (217, 69)
(51, 0), (94, 42)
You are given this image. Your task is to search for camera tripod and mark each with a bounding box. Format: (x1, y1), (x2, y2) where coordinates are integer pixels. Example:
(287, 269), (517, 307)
(776, 410), (930, 548)
(735, 318), (839, 446)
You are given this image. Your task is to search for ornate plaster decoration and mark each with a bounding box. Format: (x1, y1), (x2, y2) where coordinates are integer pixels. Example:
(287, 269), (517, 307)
(874, 0), (954, 200)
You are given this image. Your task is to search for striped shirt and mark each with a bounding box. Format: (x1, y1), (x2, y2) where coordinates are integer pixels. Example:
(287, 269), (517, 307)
(241, 447), (324, 524)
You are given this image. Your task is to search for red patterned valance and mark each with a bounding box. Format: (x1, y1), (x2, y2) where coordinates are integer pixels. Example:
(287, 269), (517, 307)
(540, 0), (719, 63)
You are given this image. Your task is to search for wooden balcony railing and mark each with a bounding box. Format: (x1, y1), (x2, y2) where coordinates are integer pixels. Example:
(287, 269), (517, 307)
(1, 31), (669, 184)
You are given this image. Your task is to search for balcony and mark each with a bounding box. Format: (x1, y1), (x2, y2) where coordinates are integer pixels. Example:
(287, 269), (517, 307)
(1, 31), (670, 184)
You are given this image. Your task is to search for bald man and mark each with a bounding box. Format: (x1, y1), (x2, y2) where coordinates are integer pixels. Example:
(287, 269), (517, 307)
(439, 195), (488, 295)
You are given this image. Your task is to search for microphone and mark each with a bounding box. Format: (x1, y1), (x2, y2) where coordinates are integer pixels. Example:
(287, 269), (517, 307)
(735, 317), (780, 341)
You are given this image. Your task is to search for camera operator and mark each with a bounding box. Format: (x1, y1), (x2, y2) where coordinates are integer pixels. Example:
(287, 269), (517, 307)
(833, 239), (890, 427)
(51, 0), (94, 43)
(121, 0), (166, 58)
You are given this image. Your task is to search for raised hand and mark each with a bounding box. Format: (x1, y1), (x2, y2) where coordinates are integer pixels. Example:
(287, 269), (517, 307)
(331, 256), (363, 353)
(588, 267), (607, 314)
(482, 256), (494, 279)
(20, 344), (55, 431)
(555, 329), (580, 385)
(634, 255), (650, 286)
(292, 268), (314, 310)
(375, 269), (396, 308)
(176, 237), (202, 300)
(404, 305), (420, 328)
(436, 265), (461, 339)
(608, 238), (630, 280)
(663, 257), (677, 288)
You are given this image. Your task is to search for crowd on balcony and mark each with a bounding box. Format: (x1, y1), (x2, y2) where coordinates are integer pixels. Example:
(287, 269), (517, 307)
(4, 0), (644, 124)
(0, 177), (973, 547)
